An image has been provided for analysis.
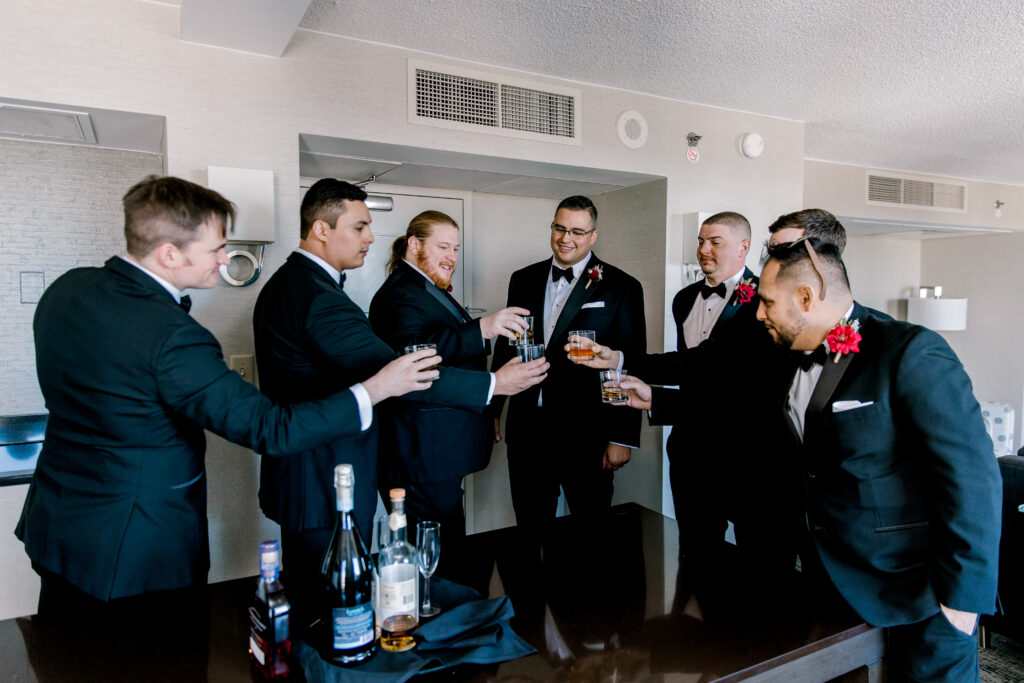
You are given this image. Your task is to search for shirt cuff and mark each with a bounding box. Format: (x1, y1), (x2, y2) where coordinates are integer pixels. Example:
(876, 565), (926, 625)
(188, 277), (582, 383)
(616, 352), (625, 373)
(609, 442), (637, 450)
(349, 383), (373, 431)
(485, 373), (496, 405)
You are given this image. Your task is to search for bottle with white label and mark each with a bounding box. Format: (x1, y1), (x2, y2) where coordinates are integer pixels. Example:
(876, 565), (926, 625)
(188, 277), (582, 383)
(378, 488), (419, 652)
(318, 464), (376, 664)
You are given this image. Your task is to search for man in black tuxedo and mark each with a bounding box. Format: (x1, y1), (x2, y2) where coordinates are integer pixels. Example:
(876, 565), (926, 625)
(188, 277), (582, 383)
(254, 180), (547, 622)
(753, 231), (1001, 681)
(16, 175), (432, 619)
(491, 195), (646, 537)
(369, 209), (531, 591)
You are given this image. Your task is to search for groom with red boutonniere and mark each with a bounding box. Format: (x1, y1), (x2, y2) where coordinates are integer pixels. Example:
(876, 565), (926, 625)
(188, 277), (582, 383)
(755, 226), (1000, 682)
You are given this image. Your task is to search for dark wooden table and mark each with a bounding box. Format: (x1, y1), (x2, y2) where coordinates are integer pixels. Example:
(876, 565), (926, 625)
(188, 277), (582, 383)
(0, 504), (883, 681)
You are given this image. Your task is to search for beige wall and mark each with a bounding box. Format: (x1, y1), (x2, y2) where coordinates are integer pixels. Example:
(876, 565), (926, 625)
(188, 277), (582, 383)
(0, 0), (805, 618)
(922, 232), (1024, 450)
(805, 159), (1024, 229)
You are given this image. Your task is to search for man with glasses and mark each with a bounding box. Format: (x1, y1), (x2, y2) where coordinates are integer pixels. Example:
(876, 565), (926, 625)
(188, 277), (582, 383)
(491, 195), (646, 542)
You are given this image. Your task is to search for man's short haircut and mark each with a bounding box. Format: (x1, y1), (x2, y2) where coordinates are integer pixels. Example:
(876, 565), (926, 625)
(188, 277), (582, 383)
(122, 175), (235, 258)
(768, 209), (848, 253)
(300, 178), (369, 239)
(555, 195), (598, 227)
(703, 211), (751, 240)
(765, 237), (850, 297)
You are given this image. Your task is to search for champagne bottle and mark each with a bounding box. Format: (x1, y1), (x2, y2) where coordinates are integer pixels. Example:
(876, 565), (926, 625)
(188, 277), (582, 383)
(319, 463), (377, 664)
(249, 540), (291, 679)
(379, 488), (419, 652)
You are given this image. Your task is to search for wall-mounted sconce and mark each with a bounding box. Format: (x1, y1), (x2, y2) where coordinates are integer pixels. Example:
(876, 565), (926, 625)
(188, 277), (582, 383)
(905, 285), (967, 331)
(208, 166), (275, 287)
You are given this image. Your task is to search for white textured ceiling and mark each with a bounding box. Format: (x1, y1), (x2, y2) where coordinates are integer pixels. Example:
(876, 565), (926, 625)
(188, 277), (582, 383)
(297, 0), (1024, 186)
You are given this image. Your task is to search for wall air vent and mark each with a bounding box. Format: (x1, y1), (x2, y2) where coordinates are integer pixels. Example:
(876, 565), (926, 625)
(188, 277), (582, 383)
(0, 103), (97, 144)
(867, 172), (966, 212)
(409, 60), (580, 145)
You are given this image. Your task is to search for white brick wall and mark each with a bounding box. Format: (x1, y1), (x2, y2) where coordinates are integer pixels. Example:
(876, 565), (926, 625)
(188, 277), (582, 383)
(0, 138), (163, 415)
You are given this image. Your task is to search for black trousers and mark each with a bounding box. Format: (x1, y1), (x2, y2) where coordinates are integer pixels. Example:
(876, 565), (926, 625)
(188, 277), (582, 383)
(888, 610), (980, 682)
(33, 566), (210, 680)
(280, 526), (334, 633)
(506, 410), (614, 537)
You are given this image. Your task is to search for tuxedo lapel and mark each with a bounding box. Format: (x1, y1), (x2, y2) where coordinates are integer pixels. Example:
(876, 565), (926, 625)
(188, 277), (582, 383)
(549, 254), (601, 347)
(423, 279), (468, 323)
(805, 346), (855, 432)
(715, 266), (756, 329)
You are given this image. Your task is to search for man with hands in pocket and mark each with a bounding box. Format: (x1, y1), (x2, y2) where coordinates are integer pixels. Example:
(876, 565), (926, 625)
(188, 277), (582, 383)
(615, 226), (1000, 682)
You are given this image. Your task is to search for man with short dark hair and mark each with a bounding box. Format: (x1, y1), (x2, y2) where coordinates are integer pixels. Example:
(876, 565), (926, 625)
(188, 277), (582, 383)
(752, 233), (999, 681)
(492, 195), (646, 536)
(254, 178), (547, 625)
(17, 175), (432, 616)
(767, 207), (848, 252)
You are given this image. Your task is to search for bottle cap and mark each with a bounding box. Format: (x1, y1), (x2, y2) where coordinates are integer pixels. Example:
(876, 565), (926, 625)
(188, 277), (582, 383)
(335, 463), (354, 488)
(259, 540), (280, 579)
(389, 488), (406, 500)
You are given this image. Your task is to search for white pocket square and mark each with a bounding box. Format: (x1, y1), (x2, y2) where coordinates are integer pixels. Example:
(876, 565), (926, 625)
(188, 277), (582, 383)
(832, 400), (875, 413)
(582, 301), (605, 309)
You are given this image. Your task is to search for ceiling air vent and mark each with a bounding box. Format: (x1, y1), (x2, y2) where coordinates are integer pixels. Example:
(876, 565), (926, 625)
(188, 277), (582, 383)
(867, 172), (966, 212)
(0, 103), (97, 144)
(409, 60), (580, 145)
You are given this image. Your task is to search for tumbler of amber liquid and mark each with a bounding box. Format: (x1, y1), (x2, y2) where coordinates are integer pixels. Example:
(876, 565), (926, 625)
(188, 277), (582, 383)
(404, 343), (438, 382)
(568, 330), (596, 362)
(508, 316), (535, 346)
(599, 369), (629, 404)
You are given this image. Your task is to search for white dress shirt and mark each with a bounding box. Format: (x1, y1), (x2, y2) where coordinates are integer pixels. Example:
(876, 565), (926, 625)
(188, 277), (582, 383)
(681, 267), (747, 349)
(787, 304), (856, 441)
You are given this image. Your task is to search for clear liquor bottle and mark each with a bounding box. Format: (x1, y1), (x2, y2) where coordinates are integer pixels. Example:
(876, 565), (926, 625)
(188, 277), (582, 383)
(319, 463), (377, 664)
(378, 488), (419, 652)
(249, 540), (291, 679)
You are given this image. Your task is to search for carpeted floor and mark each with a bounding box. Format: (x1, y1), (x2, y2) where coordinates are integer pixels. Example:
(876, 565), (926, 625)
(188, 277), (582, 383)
(981, 633), (1024, 682)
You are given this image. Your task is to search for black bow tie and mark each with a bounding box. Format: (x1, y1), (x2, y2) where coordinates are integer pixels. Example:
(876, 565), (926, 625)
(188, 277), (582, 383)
(178, 295), (192, 313)
(700, 282), (727, 299)
(552, 265), (574, 283)
(795, 346), (828, 371)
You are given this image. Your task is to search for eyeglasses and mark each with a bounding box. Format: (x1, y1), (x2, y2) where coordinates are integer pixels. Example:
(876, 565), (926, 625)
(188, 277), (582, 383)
(551, 223), (596, 238)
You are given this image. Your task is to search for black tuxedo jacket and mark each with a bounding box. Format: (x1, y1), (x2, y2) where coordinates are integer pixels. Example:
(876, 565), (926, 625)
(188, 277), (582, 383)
(643, 268), (778, 427)
(789, 303), (1001, 626)
(253, 253), (491, 537)
(368, 260), (494, 483)
(17, 257), (364, 601)
(492, 253), (646, 448)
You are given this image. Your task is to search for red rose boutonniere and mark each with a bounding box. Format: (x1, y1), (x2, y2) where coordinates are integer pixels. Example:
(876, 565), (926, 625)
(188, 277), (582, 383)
(733, 278), (757, 305)
(826, 318), (861, 363)
(585, 264), (603, 290)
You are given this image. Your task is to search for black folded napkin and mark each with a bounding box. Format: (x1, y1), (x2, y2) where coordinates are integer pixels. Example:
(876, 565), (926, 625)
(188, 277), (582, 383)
(295, 577), (535, 682)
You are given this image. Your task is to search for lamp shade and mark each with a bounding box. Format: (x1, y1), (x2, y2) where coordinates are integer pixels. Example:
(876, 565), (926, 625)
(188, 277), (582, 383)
(906, 297), (967, 331)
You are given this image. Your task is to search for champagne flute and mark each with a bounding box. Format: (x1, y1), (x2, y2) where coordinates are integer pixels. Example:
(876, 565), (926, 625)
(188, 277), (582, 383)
(416, 521), (441, 617)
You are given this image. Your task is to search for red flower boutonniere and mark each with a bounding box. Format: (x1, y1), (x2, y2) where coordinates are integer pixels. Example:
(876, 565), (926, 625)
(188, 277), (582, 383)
(585, 265), (603, 290)
(733, 278), (757, 305)
(826, 318), (861, 363)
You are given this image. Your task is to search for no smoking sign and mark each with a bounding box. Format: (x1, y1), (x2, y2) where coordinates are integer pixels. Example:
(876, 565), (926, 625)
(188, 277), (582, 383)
(687, 147), (700, 163)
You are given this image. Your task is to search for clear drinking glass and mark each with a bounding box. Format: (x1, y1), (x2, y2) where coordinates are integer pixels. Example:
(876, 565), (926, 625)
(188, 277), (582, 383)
(416, 521), (441, 617)
(508, 316), (534, 345)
